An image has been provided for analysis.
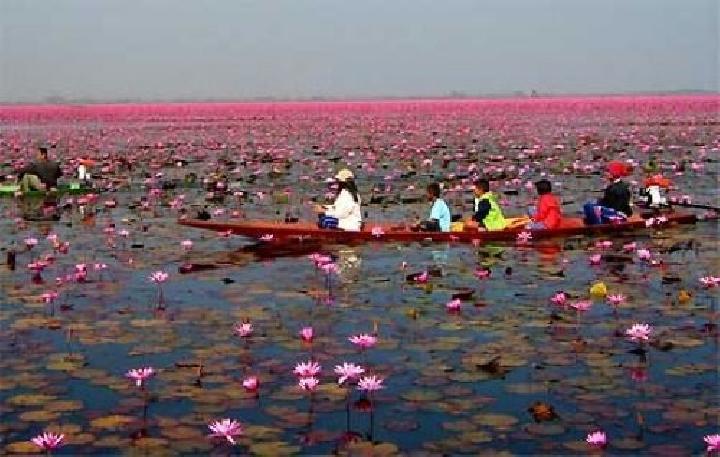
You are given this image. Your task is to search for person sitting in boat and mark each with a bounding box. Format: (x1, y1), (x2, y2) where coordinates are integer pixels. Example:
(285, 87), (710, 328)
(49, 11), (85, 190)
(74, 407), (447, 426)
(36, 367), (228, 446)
(417, 182), (451, 232)
(466, 178), (507, 231)
(527, 179), (562, 229)
(17, 146), (62, 194)
(315, 169), (362, 231)
(77, 158), (95, 183)
(583, 161), (633, 225)
(639, 174), (670, 208)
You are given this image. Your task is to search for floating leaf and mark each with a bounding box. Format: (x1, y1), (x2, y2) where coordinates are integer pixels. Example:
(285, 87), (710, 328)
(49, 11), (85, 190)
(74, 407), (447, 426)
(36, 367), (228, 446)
(4, 441), (39, 454)
(90, 414), (135, 430)
(7, 394), (56, 406)
(249, 441), (302, 456)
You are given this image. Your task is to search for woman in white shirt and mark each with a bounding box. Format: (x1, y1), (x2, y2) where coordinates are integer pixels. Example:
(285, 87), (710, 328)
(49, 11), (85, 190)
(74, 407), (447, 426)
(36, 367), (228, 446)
(315, 169), (362, 231)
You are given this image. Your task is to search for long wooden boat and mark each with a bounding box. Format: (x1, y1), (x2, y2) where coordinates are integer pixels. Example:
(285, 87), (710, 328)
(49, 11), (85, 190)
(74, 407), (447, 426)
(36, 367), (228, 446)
(178, 212), (708, 244)
(0, 183), (96, 199)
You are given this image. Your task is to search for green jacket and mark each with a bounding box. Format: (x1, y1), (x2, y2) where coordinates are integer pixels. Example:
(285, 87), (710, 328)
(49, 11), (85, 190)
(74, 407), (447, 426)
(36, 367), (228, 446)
(475, 192), (506, 230)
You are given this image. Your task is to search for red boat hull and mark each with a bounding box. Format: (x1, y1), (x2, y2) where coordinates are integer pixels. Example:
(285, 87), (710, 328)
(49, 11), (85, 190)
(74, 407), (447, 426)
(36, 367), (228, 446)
(178, 213), (701, 244)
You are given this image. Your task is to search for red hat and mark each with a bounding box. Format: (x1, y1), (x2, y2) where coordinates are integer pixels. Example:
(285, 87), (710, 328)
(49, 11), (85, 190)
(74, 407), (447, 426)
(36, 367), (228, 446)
(607, 161), (629, 179)
(644, 174), (671, 188)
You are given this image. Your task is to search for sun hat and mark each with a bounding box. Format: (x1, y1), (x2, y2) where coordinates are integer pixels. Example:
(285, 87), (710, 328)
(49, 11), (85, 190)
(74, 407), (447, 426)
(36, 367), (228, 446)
(335, 169), (354, 182)
(607, 161), (629, 179)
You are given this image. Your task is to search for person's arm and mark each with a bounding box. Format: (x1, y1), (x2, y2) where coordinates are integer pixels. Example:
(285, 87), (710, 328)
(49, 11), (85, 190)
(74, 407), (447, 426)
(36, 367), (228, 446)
(623, 186), (633, 216)
(472, 200), (491, 223)
(17, 163), (34, 180)
(598, 186), (611, 208)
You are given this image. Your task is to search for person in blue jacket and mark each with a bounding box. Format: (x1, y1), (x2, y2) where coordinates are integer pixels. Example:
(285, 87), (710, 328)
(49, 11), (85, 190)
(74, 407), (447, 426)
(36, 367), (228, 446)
(418, 182), (451, 232)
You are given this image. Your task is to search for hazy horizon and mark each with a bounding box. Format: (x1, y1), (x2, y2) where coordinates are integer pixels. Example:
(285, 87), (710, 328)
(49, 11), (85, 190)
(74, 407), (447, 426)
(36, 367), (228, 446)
(1, 0), (718, 103)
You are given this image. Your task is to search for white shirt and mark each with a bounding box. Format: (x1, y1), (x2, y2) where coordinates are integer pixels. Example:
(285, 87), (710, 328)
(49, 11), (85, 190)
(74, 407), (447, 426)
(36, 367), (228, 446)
(325, 189), (362, 231)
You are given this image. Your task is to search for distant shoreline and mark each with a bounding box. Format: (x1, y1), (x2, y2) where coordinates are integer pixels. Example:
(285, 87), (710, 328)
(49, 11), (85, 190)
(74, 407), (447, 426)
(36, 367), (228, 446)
(1, 91), (718, 107)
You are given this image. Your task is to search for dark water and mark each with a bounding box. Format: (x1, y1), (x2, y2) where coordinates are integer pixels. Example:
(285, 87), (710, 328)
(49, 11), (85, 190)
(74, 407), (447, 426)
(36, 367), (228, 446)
(0, 98), (718, 455)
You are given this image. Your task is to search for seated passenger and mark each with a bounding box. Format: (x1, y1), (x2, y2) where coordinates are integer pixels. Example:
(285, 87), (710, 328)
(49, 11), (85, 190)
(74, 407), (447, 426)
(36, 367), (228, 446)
(18, 146), (62, 194)
(466, 178), (507, 231)
(417, 182), (451, 232)
(639, 174), (671, 208)
(583, 161), (633, 225)
(315, 169), (362, 231)
(527, 179), (562, 229)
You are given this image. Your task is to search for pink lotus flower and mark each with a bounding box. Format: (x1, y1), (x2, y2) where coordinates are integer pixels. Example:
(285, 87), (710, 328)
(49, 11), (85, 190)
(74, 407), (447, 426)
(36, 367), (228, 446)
(181, 240), (193, 250)
(24, 237), (38, 248)
(623, 242), (637, 252)
(474, 268), (491, 279)
(242, 376), (259, 392)
(294, 360), (322, 377)
(446, 298), (461, 311)
(31, 431), (65, 451)
(126, 366), (155, 387)
(626, 323), (652, 342)
(607, 294), (626, 306)
(299, 326), (314, 342)
(414, 271), (429, 283)
(629, 366), (648, 382)
(320, 262), (339, 275)
(699, 276), (720, 288)
(595, 240), (613, 249)
(149, 271), (169, 283)
(234, 322), (253, 338)
(589, 254), (602, 265)
(516, 231), (532, 244)
(309, 253), (332, 267)
(334, 362), (365, 385)
(118, 229), (130, 237)
(550, 292), (567, 306)
(570, 300), (592, 312)
(208, 418), (243, 445)
(298, 376), (320, 391)
(41, 291), (59, 303)
(94, 263), (107, 271)
(371, 226), (385, 237)
(586, 430), (607, 447)
(46, 233), (58, 243)
(704, 434), (720, 452)
(357, 375), (385, 392)
(28, 261), (47, 272)
(349, 333), (377, 349)
(637, 249), (652, 261)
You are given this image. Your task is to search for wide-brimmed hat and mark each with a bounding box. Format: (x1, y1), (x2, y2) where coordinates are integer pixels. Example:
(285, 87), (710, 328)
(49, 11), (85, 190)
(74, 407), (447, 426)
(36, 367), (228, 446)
(607, 161), (630, 179)
(335, 169), (354, 182)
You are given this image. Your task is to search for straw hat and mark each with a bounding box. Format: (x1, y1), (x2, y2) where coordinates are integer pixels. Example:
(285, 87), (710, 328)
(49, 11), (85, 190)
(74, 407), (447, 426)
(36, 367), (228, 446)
(335, 169), (354, 182)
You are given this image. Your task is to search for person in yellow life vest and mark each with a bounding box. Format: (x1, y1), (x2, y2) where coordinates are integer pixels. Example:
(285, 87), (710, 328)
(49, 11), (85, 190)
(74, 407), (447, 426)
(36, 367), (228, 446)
(466, 178), (507, 230)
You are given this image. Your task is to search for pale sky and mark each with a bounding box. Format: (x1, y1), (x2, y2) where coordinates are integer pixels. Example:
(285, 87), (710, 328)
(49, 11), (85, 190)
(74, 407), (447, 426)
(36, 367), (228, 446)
(0, 0), (717, 102)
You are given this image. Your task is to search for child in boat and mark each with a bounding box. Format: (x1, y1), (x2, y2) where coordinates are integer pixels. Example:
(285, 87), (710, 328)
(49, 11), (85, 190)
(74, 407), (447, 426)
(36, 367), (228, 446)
(583, 161), (633, 225)
(466, 178), (507, 230)
(418, 182), (451, 232)
(315, 169), (362, 231)
(527, 179), (562, 229)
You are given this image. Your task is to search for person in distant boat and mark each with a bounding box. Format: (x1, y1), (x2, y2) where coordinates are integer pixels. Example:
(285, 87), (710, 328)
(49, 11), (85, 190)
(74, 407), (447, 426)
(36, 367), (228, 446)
(77, 158), (96, 183)
(583, 161), (633, 225)
(639, 174), (671, 208)
(315, 169), (362, 231)
(466, 178), (506, 231)
(18, 146), (62, 193)
(417, 182), (451, 232)
(527, 179), (562, 229)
